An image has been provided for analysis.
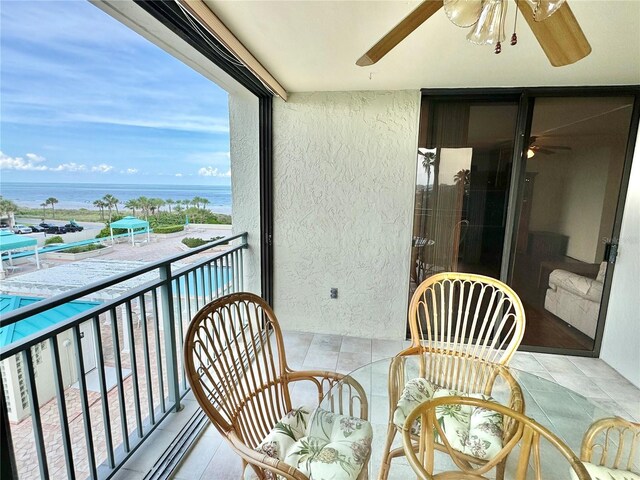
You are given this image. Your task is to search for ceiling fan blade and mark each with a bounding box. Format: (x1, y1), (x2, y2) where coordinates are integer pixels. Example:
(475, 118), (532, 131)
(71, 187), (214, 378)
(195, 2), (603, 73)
(536, 147), (557, 155)
(356, 1), (443, 66)
(542, 144), (572, 150)
(518, 1), (591, 67)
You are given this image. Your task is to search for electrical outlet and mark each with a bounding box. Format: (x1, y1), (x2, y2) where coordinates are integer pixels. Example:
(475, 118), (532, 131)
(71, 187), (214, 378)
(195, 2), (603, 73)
(330, 288), (338, 299)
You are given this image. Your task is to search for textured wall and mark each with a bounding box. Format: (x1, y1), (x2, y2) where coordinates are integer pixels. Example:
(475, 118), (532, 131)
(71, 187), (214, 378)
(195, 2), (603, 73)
(229, 92), (261, 294)
(272, 91), (420, 339)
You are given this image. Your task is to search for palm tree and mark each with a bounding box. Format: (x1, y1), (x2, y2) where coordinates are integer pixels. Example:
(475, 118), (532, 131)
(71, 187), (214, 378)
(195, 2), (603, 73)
(453, 169), (471, 191)
(125, 199), (139, 216)
(137, 196), (151, 219)
(421, 149), (436, 189)
(201, 198), (210, 211)
(0, 197), (18, 226)
(40, 202), (47, 219)
(191, 196), (204, 209)
(165, 198), (174, 214)
(148, 198), (164, 216)
(102, 194), (119, 222)
(93, 199), (106, 220)
(45, 197), (59, 219)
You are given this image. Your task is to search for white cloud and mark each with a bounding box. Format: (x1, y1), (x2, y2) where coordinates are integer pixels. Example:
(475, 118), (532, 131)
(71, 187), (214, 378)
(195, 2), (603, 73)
(25, 153), (46, 163)
(175, 173), (183, 177)
(49, 162), (87, 172)
(0, 151), (113, 173)
(198, 166), (231, 177)
(125, 168), (138, 174)
(70, 114), (229, 134)
(91, 164), (113, 173)
(1, 151), (48, 171)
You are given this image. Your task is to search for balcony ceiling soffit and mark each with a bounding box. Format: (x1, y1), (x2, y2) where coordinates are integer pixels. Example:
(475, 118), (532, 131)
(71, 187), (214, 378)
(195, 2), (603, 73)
(203, 0), (640, 92)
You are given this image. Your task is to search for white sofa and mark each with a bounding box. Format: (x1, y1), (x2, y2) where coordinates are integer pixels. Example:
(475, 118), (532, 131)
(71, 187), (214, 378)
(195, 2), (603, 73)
(544, 262), (606, 339)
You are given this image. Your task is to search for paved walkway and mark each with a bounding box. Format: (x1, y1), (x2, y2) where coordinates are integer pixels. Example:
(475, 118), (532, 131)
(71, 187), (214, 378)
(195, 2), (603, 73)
(2, 226), (232, 278)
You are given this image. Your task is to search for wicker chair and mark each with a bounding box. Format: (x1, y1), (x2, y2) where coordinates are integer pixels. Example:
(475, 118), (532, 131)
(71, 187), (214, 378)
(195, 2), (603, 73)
(402, 396), (591, 480)
(575, 417), (640, 479)
(380, 272), (526, 480)
(184, 292), (371, 480)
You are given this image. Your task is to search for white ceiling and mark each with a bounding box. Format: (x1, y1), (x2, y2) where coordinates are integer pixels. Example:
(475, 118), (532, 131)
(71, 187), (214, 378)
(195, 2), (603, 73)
(205, 0), (640, 93)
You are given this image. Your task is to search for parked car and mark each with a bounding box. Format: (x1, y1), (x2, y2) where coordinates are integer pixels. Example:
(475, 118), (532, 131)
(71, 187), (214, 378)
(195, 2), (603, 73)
(0, 223), (10, 230)
(64, 222), (84, 232)
(12, 224), (33, 234)
(48, 226), (67, 235)
(29, 225), (46, 233)
(39, 223), (67, 234)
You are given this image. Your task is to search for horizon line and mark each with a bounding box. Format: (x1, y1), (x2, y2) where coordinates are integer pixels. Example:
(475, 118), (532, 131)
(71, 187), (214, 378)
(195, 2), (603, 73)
(0, 180), (231, 187)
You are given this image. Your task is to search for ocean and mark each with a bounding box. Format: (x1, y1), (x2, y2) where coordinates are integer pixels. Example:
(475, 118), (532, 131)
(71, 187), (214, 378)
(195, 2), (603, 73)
(0, 182), (232, 213)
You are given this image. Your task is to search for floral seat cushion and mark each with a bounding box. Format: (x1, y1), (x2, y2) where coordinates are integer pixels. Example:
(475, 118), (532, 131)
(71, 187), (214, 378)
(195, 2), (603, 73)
(570, 462), (640, 480)
(393, 377), (504, 460)
(245, 406), (373, 480)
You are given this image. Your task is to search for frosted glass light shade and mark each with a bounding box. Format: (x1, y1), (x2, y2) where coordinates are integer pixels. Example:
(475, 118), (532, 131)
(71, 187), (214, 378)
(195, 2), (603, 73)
(443, 0), (484, 27)
(466, 0), (508, 45)
(524, 0), (567, 21)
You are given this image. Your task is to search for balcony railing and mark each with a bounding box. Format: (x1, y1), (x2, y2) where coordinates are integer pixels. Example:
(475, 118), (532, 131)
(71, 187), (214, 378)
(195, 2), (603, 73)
(0, 233), (248, 480)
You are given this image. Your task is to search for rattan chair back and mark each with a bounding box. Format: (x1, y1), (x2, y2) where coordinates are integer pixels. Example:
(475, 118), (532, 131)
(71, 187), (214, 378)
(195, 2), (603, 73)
(184, 292), (291, 448)
(581, 417), (640, 473)
(402, 396), (591, 480)
(406, 272), (526, 365)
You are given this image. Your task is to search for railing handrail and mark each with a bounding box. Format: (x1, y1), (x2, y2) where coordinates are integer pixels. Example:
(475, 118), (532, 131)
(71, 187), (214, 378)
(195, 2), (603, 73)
(0, 232), (248, 329)
(0, 230), (249, 480)
(0, 241), (245, 360)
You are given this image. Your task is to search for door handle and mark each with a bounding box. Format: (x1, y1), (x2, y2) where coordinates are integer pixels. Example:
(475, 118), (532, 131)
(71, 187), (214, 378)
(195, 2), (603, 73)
(604, 240), (619, 265)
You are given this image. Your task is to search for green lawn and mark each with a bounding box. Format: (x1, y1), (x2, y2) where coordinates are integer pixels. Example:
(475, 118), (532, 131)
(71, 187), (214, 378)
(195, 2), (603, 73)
(17, 206), (232, 225)
(18, 207), (105, 223)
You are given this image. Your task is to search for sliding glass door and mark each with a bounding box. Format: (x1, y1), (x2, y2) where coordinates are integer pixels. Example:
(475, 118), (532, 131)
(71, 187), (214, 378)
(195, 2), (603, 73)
(411, 90), (638, 354)
(509, 96), (635, 351)
(411, 98), (519, 297)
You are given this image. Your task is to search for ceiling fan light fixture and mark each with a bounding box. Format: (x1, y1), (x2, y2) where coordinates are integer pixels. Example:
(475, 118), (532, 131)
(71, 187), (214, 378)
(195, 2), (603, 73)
(443, 0), (484, 28)
(525, 0), (567, 21)
(466, 0), (508, 46)
(527, 148), (536, 158)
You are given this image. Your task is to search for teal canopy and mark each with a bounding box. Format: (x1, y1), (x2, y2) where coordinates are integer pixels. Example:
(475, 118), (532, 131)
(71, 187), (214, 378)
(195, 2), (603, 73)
(0, 230), (37, 251)
(0, 230), (39, 273)
(109, 216), (149, 230)
(109, 216), (150, 246)
(0, 295), (101, 348)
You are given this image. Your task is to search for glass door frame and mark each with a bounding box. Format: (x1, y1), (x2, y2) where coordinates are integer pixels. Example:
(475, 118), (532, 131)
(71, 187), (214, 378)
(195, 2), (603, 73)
(419, 86), (640, 357)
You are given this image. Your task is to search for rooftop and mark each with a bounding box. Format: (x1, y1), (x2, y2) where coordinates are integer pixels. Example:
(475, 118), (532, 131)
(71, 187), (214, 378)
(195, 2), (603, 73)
(0, 295), (101, 348)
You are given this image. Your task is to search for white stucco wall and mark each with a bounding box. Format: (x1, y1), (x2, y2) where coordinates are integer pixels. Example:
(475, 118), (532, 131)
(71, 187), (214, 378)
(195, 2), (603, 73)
(600, 129), (640, 388)
(2, 332), (79, 423)
(271, 91), (420, 339)
(229, 91), (261, 295)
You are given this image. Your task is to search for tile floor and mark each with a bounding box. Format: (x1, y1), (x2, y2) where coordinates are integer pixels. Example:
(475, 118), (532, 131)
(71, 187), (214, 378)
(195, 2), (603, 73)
(113, 331), (639, 480)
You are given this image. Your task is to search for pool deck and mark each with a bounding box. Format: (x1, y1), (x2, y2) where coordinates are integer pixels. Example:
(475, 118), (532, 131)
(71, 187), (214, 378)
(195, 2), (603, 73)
(1, 225), (233, 279)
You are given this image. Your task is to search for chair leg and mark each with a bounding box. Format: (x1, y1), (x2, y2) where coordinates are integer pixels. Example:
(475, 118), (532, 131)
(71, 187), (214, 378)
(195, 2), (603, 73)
(378, 424), (398, 480)
(496, 458), (506, 480)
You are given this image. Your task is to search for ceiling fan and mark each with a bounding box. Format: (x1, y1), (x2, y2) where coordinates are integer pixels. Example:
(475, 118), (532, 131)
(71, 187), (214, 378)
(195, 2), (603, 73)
(528, 135), (571, 156)
(356, 0), (591, 67)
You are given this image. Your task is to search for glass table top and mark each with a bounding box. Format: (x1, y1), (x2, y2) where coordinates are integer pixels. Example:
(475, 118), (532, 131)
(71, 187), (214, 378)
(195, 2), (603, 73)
(311, 353), (618, 479)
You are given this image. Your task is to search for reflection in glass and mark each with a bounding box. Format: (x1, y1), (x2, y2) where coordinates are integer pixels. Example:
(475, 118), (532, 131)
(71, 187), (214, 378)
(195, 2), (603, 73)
(411, 101), (518, 296)
(511, 97), (634, 351)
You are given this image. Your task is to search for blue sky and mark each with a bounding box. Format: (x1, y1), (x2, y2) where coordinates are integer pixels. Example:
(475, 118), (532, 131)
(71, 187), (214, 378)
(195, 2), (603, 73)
(0, 1), (231, 185)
